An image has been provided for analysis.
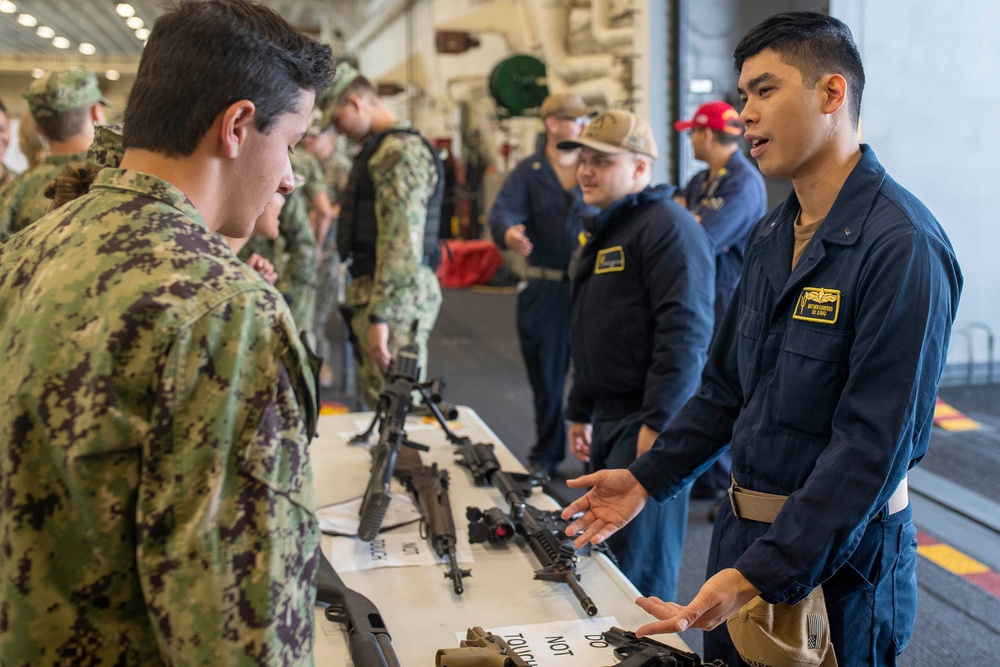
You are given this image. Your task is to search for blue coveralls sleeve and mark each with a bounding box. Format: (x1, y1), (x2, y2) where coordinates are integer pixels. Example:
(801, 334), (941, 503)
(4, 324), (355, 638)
(695, 167), (766, 254)
(736, 227), (961, 604)
(488, 161), (531, 249)
(565, 369), (594, 424)
(629, 277), (745, 495)
(638, 209), (716, 432)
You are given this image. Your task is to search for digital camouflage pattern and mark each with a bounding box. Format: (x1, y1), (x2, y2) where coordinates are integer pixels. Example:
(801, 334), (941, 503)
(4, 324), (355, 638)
(0, 152), (86, 240)
(87, 123), (125, 169)
(241, 149), (320, 334)
(0, 168), (320, 666)
(314, 150), (353, 368)
(22, 68), (108, 120)
(345, 126), (442, 407)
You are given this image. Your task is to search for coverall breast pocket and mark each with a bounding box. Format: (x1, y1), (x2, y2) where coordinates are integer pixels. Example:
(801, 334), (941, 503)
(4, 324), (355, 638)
(776, 324), (851, 437)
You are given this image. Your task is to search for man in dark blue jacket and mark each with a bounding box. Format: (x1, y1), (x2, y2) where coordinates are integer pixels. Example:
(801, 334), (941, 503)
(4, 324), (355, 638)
(489, 93), (593, 478)
(558, 109), (715, 602)
(561, 13), (962, 667)
(675, 100), (767, 499)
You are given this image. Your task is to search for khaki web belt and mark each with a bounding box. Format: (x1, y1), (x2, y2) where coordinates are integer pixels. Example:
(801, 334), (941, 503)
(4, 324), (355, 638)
(524, 266), (567, 281)
(728, 476), (909, 524)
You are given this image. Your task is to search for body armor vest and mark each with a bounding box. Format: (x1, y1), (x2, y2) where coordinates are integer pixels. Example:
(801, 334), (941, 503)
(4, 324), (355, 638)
(338, 127), (444, 278)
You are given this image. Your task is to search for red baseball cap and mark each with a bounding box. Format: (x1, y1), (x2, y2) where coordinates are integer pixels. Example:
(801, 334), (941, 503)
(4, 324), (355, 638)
(674, 100), (743, 135)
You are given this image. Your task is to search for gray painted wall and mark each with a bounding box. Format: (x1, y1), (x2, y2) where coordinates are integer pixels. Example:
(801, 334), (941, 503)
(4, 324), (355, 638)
(833, 0), (999, 374)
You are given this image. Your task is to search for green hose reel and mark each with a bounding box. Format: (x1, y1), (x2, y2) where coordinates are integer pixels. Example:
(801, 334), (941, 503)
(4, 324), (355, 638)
(489, 54), (548, 117)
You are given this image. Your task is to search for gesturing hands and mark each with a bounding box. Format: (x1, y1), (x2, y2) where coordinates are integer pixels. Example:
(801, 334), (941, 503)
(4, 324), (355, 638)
(560, 469), (649, 549)
(633, 568), (760, 636)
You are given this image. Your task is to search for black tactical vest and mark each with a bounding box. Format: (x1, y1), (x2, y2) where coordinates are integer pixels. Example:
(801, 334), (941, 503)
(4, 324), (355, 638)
(338, 127), (445, 279)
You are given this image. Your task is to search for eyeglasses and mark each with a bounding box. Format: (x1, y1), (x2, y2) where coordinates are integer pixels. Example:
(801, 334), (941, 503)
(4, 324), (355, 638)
(554, 115), (589, 127)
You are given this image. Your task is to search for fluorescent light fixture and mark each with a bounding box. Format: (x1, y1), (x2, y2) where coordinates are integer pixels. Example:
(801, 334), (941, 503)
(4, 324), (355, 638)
(689, 79), (714, 94)
(116, 3), (134, 17)
(52, 36), (70, 49)
(79, 42), (96, 55)
(126, 16), (143, 29)
(17, 12), (36, 26)
(36, 25), (55, 38)
(106, 69), (121, 81)
(135, 27), (150, 40)
(0, 1), (17, 14)
(31, 68), (45, 79)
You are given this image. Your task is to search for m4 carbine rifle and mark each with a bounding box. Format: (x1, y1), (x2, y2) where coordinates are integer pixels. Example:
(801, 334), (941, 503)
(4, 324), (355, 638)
(458, 441), (598, 616)
(315, 549), (400, 667)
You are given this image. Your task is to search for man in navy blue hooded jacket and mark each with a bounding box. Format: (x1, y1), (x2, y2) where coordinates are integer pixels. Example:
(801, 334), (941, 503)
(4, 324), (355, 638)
(561, 13), (962, 667)
(559, 109), (715, 602)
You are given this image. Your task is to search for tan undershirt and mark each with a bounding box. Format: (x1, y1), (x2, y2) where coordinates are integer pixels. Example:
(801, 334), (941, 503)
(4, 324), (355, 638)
(792, 211), (825, 270)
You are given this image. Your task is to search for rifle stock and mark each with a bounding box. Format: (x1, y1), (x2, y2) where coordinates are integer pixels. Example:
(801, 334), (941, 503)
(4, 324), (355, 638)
(315, 550), (401, 667)
(394, 445), (470, 594)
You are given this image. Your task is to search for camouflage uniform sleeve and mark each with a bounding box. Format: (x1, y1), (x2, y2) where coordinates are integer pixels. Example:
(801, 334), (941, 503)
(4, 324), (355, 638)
(368, 134), (438, 319)
(302, 152), (326, 202)
(138, 287), (319, 665)
(277, 193), (318, 300)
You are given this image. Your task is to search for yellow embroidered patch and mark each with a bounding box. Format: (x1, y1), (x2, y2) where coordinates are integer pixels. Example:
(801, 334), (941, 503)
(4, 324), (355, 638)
(793, 287), (840, 324)
(595, 246), (625, 273)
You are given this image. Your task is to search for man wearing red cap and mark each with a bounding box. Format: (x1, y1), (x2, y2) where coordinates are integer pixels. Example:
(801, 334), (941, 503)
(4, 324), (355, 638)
(674, 100), (766, 500)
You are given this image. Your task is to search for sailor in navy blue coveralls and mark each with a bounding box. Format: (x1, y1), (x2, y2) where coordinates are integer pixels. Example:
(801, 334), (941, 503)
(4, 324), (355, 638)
(631, 145), (962, 665)
(489, 95), (591, 475)
(562, 16), (963, 667)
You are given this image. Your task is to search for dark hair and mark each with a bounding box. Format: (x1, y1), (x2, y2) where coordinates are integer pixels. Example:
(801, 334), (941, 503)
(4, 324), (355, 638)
(124, 0), (333, 156)
(712, 129), (740, 147)
(734, 11), (864, 127)
(0, 99), (7, 117)
(334, 74), (376, 107)
(44, 162), (101, 208)
(35, 106), (91, 142)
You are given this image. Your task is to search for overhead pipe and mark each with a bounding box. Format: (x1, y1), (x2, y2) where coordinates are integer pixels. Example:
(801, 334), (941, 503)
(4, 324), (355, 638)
(590, 0), (633, 47)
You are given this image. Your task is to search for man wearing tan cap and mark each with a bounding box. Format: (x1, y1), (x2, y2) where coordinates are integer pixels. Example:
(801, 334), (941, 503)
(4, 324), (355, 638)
(0, 69), (107, 239)
(557, 108), (715, 602)
(488, 92), (594, 479)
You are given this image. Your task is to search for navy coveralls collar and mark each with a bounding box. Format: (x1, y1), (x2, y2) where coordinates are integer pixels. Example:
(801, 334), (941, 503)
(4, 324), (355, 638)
(583, 183), (676, 240)
(751, 144), (885, 307)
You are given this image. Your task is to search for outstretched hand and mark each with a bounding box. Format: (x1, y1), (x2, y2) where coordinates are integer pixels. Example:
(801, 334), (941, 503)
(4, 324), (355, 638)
(634, 568), (760, 636)
(560, 469), (649, 549)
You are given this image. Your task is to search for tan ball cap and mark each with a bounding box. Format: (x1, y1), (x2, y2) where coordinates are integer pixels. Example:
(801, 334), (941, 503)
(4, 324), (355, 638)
(556, 109), (658, 159)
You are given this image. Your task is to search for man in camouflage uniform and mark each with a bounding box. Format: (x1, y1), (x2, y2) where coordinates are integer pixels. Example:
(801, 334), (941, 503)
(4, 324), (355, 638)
(241, 146), (330, 334)
(0, 2), (333, 665)
(303, 118), (353, 385)
(323, 62), (444, 408)
(0, 69), (107, 240)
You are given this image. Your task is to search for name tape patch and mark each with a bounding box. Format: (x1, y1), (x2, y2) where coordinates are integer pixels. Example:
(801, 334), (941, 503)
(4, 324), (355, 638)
(595, 246), (625, 274)
(793, 287), (840, 324)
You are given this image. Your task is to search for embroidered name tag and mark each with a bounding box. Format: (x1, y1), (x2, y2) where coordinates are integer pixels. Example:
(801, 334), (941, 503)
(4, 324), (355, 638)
(793, 287), (840, 324)
(595, 246), (625, 273)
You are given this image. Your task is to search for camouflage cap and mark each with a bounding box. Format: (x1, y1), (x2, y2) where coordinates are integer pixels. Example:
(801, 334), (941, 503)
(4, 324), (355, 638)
(318, 61), (360, 129)
(557, 109), (658, 160)
(87, 123), (124, 169)
(23, 69), (109, 120)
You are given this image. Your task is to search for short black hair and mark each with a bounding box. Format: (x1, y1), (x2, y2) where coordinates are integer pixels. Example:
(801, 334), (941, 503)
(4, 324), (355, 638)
(124, 0), (333, 157)
(712, 129), (740, 147)
(734, 11), (864, 127)
(334, 75), (377, 107)
(35, 106), (91, 142)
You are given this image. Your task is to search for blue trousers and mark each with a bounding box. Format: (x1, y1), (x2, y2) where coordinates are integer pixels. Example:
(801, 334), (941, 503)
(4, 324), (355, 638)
(590, 413), (690, 601)
(704, 502), (918, 666)
(517, 279), (572, 469)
